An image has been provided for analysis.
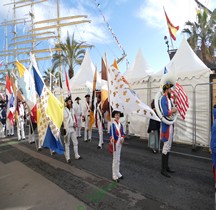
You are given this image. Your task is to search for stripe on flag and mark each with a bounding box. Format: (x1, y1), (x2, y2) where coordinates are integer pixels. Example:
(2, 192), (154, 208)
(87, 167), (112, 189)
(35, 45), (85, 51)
(171, 82), (189, 120)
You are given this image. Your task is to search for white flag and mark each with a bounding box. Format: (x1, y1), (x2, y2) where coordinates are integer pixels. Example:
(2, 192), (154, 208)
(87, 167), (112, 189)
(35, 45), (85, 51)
(108, 63), (160, 122)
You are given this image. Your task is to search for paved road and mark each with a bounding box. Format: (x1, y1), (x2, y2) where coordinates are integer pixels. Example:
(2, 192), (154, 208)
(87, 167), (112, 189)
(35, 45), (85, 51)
(0, 130), (213, 210)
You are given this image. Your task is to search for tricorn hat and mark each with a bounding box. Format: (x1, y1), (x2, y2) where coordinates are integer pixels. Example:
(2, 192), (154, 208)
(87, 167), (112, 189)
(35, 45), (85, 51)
(85, 94), (90, 98)
(65, 95), (72, 103)
(75, 97), (81, 101)
(160, 69), (176, 92)
(162, 83), (174, 91)
(112, 110), (124, 118)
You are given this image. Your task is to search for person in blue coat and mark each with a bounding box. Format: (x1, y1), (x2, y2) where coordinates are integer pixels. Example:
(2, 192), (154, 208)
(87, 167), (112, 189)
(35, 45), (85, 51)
(110, 110), (124, 182)
(211, 105), (216, 181)
(160, 83), (177, 178)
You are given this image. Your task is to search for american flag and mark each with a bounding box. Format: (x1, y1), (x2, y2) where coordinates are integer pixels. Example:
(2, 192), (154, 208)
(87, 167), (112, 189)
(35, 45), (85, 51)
(171, 82), (189, 120)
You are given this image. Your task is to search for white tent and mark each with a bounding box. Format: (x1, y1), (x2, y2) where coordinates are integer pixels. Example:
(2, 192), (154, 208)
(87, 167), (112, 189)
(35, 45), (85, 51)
(129, 38), (212, 146)
(54, 51), (101, 117)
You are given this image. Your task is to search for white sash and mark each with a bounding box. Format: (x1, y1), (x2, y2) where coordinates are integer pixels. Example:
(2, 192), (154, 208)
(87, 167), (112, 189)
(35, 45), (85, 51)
(113, 121), (121, 139)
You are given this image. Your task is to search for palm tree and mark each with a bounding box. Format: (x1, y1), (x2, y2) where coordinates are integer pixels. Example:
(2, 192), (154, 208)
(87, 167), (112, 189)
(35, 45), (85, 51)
(52, 32), (92, 79)
(182, 9), (216, 65)
(43, 68), (59, 88)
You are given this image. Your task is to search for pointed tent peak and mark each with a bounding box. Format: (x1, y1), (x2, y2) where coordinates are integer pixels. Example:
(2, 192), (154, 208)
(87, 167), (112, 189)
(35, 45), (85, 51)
(81, 49), (92, 66)
(124, 48), (152, 81)
(166, 38), (210, 76)
(70, 50), (101, 90)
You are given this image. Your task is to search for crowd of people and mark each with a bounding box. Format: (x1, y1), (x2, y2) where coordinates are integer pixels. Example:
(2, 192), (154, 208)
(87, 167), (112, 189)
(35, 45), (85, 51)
(0, 100), (29, 140)
(0, 82), (183, 182)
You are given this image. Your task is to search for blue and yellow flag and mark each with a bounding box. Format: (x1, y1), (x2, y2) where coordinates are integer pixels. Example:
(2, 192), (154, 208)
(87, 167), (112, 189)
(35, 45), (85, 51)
(30, 53), (64, 154)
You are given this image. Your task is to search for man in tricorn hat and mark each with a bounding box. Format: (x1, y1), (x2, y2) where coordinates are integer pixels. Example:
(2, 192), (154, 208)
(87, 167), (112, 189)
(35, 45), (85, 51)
(83, 94), (92, 142)
(74, 96), (82, 138)
(63, 96), (81, 163)
(110, 110), (125, 182)
(160, 83), (177, 178)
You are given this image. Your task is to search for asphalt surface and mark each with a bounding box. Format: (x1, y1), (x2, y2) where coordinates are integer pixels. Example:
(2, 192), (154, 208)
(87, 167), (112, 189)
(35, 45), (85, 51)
(0, 129), (213, 210)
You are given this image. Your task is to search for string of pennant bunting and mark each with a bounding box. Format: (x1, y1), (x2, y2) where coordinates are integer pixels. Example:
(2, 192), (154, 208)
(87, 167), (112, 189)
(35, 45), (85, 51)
(93, 0), (128, 65)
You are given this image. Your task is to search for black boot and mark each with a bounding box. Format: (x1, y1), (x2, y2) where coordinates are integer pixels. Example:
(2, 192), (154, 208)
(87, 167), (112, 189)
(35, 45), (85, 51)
(166, 153), (175, 173)
(161, 154), (170, 178)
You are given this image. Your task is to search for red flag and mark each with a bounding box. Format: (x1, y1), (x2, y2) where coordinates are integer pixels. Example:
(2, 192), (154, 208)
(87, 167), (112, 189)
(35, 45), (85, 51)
(171, 83), (189, 120)
(31, 104), (37, 123)
(64, 69), (71, 95)
(6, 75), (12, 95)
(164, 7), (179, 41)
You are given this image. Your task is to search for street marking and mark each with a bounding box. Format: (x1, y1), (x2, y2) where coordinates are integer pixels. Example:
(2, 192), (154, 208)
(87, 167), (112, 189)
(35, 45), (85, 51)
(0, 141), (20, 147)
(171, 151), (211, 161)
(91, 135), (129, 145)
(76, 205), (85, 210)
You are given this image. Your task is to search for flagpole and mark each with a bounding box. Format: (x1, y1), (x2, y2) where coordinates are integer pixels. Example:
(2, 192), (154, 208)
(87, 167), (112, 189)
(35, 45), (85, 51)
(26, 105), (38, 150)
(169, 36), (174, 50)
(105, 54), (116, 181)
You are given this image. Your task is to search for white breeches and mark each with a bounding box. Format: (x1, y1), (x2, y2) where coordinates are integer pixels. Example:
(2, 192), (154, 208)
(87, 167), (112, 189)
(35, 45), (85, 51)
(64, 131), (80, 160)
(76, 116), (82, 137)
(107, 121), (111, 134)
(162, 125), (173, 155)
(7, 121), (14, 135)
(76, 116), (82, 128)
(112, 141), (122, 180)
(84, 117), (92, 141)
(17, 117), (25, 140)
(28, 125), (35, 143)
(97, 120), (103, 147)
(0, 123), (5, 138)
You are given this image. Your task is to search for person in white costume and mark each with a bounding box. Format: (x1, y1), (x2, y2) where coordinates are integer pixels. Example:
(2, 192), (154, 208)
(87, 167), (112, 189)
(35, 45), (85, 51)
(17, 101), (25, 141)
(74, 97), (82, 138)
(82, 94), (92, 142)
(95, 94), (104, 149)
(63, 96), (82, 163)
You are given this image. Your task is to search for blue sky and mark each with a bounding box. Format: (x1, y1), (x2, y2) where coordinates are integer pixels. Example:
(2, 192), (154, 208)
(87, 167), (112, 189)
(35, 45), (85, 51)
(0, 0), (216, 76)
